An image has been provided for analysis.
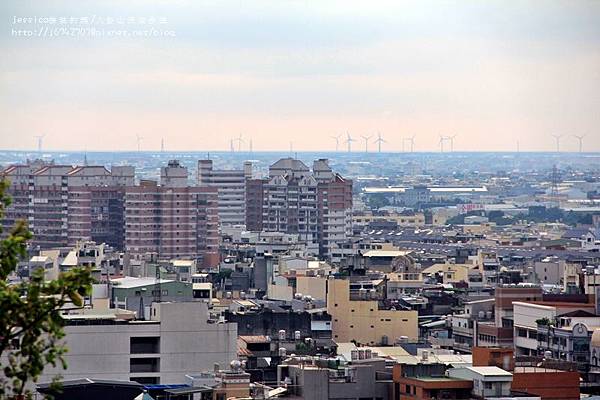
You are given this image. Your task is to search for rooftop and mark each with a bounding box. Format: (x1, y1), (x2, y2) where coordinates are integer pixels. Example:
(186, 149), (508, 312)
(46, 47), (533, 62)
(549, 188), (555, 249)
(464, 366), (513, 377)
(111, 276), (175, 289)
(362, 250), (411, 258)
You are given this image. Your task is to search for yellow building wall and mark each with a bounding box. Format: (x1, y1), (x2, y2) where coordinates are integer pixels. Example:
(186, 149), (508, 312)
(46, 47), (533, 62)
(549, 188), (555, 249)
(422, 263), (471, 283)
(296, 276), (327, 301)
(327, 278), (418, 345)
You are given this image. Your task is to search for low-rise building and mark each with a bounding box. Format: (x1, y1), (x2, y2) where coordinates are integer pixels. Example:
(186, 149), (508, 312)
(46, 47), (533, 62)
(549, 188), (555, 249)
(327, 277), (418, 345)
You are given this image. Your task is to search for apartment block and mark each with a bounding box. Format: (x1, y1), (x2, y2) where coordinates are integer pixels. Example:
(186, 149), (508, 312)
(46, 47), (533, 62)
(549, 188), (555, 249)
(197, 159), (252, 227)
(36, 302), (237, 385)
(246, 158), (352, 259)
(1, 161), (134, 250)
(245, 178), (265, 231)
(125, 160), (219, 266)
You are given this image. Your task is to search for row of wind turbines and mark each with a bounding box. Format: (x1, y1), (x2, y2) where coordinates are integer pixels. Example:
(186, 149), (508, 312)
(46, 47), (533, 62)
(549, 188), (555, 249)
(31, 133), (589, 153)
(331, 133), (447, 153)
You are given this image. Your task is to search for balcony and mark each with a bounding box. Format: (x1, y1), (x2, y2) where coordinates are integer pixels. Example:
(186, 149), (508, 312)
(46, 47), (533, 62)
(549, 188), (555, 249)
(130, 357), (160, 373)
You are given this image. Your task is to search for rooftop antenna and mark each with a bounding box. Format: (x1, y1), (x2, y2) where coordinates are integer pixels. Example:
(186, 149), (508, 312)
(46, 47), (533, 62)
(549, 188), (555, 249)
(136, 134), (143, 152)
(160, 138), (165, 153)
(34, 134), (45, 153)
(551, 134), (562, 153)
(360, 134), (372, 153)
(330, 134), (341, 152)
(573, 134), (585, 153)
(373, 132), (386, 153)
(345, 132), (355, 153)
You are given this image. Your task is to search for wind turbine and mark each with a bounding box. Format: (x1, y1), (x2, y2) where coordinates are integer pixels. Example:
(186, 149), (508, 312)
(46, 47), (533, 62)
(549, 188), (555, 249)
(551, 134), (563, 153)
(235, 133), (244, 152)
(34, 134), (45, 153)
(345, 132), (355, 153)
(373, 132), (386, 153)
(360, 134), (372, 153)
(160, 138), (165, 153)
(330, 134), (341, 152)
(448, 134), (457, 152)
(573, 134), (585, 153)
(249, 138), (253, 153)
(439, 135), (446, 153)
(402, 135), (416, 153)
(407, 135), (415, 152)
(135, 134), (143, 152)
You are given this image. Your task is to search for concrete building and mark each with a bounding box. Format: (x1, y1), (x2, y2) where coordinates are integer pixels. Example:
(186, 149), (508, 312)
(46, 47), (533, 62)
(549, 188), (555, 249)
(392, 362), (473, 400)
(125, 160), (219, 266)
(513, 300), (598, 374)
(327, 277), (418, 345)
(245, 158), (352, 259)
(277, 356), (391, 400)
(447, 366), (514, 399)
(451, 298), (495, 353)
(473, 346), (581, 400)
(1, 161), (134, 250)
(110, 276), (194, 313)
(197, 159), (252, 227)
(37, 302), (237, 385)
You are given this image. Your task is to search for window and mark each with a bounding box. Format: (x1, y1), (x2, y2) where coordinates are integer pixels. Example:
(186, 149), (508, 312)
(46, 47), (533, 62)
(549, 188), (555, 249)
(130, 357), (160, 373)
(130, 337), (160, 354)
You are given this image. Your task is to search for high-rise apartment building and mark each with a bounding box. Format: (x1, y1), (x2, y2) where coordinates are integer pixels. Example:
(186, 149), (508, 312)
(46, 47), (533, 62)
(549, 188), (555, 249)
(125, 160), (219, 266)
(2, 160), (219, 266)
(197, 159), (252, 227)
(1, 161), (134, 250)
(245, 158), (352, 258)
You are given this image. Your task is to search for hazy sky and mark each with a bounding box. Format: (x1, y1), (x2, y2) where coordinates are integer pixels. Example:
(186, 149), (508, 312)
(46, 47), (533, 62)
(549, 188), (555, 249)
(1, 1), (599, 152)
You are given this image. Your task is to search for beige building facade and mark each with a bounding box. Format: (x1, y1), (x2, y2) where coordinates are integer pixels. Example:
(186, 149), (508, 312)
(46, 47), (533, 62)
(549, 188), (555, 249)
(327, 278), (418, 345)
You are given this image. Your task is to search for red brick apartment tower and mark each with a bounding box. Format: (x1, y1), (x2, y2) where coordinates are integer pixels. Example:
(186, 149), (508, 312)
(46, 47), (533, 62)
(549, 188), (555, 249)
(124, 161), (219, 267)
(2, 161), (135, 251)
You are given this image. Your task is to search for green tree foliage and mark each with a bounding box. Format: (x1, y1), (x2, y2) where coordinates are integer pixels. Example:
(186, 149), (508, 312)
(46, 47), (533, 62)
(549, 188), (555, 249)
(0, 180), (93, 398)
(366, 193), (390, 210)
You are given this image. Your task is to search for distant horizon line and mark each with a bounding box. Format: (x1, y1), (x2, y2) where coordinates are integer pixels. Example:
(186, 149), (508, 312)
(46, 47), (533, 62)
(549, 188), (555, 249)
(1, 149), (600, 155)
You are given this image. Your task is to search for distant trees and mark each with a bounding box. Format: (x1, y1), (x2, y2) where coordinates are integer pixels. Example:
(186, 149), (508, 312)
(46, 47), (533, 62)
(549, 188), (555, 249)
(365, 193), (390, 209)
(0, 180), (93, 398)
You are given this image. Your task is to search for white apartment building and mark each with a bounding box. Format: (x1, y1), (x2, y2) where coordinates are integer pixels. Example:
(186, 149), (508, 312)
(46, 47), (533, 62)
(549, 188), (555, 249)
(37, 302), (237, 385)
(197, 159), (252, 227)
